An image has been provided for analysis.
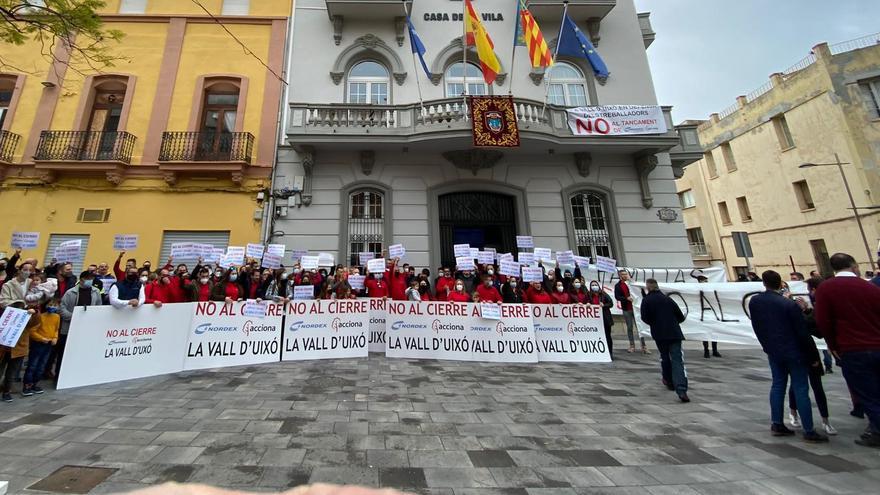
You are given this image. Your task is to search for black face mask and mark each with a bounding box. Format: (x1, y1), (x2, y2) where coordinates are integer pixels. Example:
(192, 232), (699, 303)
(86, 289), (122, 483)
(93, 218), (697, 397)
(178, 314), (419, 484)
(127, 273), (138, 282)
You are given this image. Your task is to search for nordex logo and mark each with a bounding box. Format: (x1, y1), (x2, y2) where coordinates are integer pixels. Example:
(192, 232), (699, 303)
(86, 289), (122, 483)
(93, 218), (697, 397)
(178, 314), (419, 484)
(567, 322), (596, 335)
(496, 322), (529, 335)
(432, 319), (465, 333)
(390, 321), (426, 331)
(194, 323), (237, 335)
(331, 317), (363, 332)
(242, 320), (275, 337)
(288, 321), (327, 332)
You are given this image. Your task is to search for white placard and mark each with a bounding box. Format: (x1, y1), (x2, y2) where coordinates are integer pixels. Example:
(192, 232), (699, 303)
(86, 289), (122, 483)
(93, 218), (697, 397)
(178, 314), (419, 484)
(11, 232), (39, 249)
(477, 251), (495, 265)
(194, 243), (215, 258)
(348, 274), (365, 291)
(566, 105), (668, 136)
(518, 252), (535, 265)
(480, 302), (502, 320)
(516, 236), (534, 249)
(203, 248), (224, 264)
(574, 255), (591, 268)
(171, 243), (193, 258)
(596, 256), (617, 274)
(242, 300), (269, 318)
(300, 256), (320, 270)
(556, 250), (575, 266)
(500, 260), (521, 277)
(54, 240), (82, 262)
(522, 266), (544, 283)
(293, 285), (314, 300)
(261, 252), (282, 269)
(533, 247), (552, 262)
(366, 258), (386, 274)
(469, 248), (480, 259)
(456, 256), (476, 271)
(317, 253), (335, 267)
(453, 244), (471, 257)
(246, 243), (265, 260)
(225, 247), (245, 266)
(291, 249), (308, 262)
(113, 235), (138, 251)
(282, 299), (369, 361)
(498, 253), (514, 262)
(0, 307), (31, 347)
(358, 252), (375, 265)
(185, 301), (283, 371)
(531, 304), (611, 363)
(388, 244), (406, 259)
(267, 244), (286, 257)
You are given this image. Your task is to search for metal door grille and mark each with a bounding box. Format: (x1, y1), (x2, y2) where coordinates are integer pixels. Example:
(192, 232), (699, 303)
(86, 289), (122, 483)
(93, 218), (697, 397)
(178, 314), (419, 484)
(348, 190), (385, 265)
(570, 191), (613, 262)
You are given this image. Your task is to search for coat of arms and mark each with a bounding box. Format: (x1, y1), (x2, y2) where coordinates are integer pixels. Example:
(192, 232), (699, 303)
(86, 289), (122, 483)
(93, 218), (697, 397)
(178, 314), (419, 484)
(469, 96), (520, 147)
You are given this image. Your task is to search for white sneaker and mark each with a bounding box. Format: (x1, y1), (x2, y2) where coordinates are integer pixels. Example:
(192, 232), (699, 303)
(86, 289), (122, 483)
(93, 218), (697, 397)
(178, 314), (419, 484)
(824, 423), (838, 435)
(789, 413), (801, 428)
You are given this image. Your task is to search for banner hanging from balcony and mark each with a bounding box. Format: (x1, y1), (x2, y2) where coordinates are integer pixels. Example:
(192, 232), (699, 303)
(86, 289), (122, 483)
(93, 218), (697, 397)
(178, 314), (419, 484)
(566, 105), (668, 136)
(469, 96), (520, 148)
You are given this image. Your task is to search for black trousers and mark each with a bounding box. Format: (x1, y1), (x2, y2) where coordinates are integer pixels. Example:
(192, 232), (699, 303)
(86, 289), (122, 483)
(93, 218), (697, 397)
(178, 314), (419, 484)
(788, 364), (829, 419)
(1, 353), (24, 394)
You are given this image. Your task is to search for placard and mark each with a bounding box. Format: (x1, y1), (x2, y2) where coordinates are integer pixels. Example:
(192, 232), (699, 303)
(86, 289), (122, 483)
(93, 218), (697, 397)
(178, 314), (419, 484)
(596, 256), (617, 274)
(204, 248), (225, 264)
(348, 274), (365, 291)
(11, 232), (39, 249)
(261, 252), (282, 269)
(480, 302), (502, 320)
(516, 236), (534, 249)
(282, 299), (369, 361)
(301, 256), (320, 270)
(171, 243), (193, 258)
(54, 240), (82, 262)
(453, 244), (471, 257)
(522, 266), (544, 283)
(366, 258), (386, 274)
(267, 244), (286, 256)
(0, 307), (31, 347)
(533, 247), (552, 262)
(388, 244), (406, 259)
(477, 251), (495, 265)
(225, 247), (245, 266)
(531, 304), (611, 363)
(358, 252), (375, 265)
(574, 255), (591, 268)
(556, 250), (575, 266)
(498, 253), (514, 262)
(113, 235), (139, 251)
(194, 244), (215, 258)
(291, 249), (308, 262)
(469, 248), (480, 259)
(368, 297), (386, 353)
(246, 243), (265, 260)
(185, 301), (282, 371)
(317, 253), (335, 267)
(500, 260), (521, 277)
(518, 252), (535, 265)
(242, 299), (269, 318)
(293, 285), (314, 300)
(456, 256), (475, 271)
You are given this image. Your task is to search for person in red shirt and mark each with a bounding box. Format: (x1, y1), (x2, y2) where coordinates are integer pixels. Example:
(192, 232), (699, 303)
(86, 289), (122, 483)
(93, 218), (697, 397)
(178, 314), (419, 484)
(364, 273), (388, 298)
(447, 279), (471, 303)
(524, 281), (552, 304)
(145, 269), (176, 306)
(113, 252), (138, 281)
(187, 267), (213, 302)
(550, 280), (573, 304)
(387, 258), (408, 301)
(476, 275), (502, 303)
(434, 268), (454, 301)
(570, 277), (590, 304)
(211, 269), (241, 303)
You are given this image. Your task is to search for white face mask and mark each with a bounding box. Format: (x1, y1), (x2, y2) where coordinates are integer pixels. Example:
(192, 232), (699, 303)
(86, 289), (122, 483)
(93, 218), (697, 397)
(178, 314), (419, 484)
(556, 286), (564, 293)
(510, 281), (517, 288)
(455, 284), (464, 291)
(573, 283), (582, 289)
(293, 268), (301, 274)
(140, 276), (148, 283)
(487, 269), (494, 275)
(229, 274), (238, 282)
(200, 277), (209, 284)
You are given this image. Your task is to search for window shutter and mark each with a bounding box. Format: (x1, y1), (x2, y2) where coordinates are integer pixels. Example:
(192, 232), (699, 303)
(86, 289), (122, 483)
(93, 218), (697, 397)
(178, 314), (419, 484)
(119, 0), (147, 14)
(221, 0), (249, 15)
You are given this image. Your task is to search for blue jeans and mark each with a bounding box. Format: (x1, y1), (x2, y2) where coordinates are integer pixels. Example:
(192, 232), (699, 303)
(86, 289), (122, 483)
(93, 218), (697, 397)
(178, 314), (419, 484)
(656, 340), (687, 394)
(822, 350), (833, 370)
(840, 350), (880, 434)
(768, 355), (814, 432)
(23, 341), (53, 386)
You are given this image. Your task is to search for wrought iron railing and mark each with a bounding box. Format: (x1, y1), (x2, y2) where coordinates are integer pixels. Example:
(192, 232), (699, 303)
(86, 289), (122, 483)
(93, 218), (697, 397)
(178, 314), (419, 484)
(158, 131), (254, 163)
(34, 131), (136, 163)
(0, 130), (21, 163)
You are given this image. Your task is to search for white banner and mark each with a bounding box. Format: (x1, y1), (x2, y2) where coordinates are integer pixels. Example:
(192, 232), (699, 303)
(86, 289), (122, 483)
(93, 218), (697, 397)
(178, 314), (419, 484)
(246, 243), (265, 260)
(0, 307), (31, 347)
(388, 244), (406, 259)
(54, 240), (82, 262)
(282, 300), (369, 360)
(11, 231), (39, 249)
(516, 236), (534, 249)
(566, 105), (668, 136)
(267, 244), (286, 257)
(368, 297), (387, 353)
(185, 301), (283, 371)
(530, 304), (611, 362)
(113, 234), (139, 251)
(386, 301), (538, 363)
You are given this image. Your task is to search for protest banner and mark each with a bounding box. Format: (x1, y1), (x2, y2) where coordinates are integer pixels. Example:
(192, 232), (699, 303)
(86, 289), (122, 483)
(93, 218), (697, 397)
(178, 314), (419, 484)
(358, 252), (375, 265)
(456, 256), (475, 271)
(530, 304), (610, 362)
(522, 266), (543, 282)
(57, 304), (192, 389)
(518, 252), (535, 265)
(282, 299), (369, 360)
(291, 249), (308, 262)
(516, 236), (534, 249)
(368, 297), (387, 353)
(54, 240), (82, 262)
(0, 307), (31, 347)
(386, 301), (538, 363)
(348, 275), (365, 291)
(498, 253), (514, 262)
(595, 256), (617, 274)
(242, 300), (269, 318)
(293, 285), (314, 300)
(11, 231), (39, 249)
(566, 105), (667, 136)
(484, 247), (497, 259)
(317, 253), (335, 267)
(574, 255), (590, 269)
(171, 243), (193, 258)
(194, 244), (215, 258)
(246, 243), (265, 260)
(556, 250), (575, 267)
(301, 256), (320, 270)
(267, 244), (286, 257)
(469, 248), (480, 259)
(225, 247), (246, 266)
(185, 301), (283, 371)
(477, 251), (495, 265)
(499, 260), (521, 277)
(453, 244), (471, 257)
(261, 252), (282, 269)
(388, 244), (406, 258)
(113, 235), (138, 251)
(205, 248), (224, 264)
(533, 248), (552, 262)
(366, 258), (386, 273)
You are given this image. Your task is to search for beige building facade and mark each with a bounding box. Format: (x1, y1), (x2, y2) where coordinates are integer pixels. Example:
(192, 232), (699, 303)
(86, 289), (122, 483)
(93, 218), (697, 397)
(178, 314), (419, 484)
(676, 34), (880, 279)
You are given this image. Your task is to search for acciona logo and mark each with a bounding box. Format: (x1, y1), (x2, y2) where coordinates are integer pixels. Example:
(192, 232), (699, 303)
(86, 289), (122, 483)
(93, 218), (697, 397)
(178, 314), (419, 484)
(567, 322), (598, 335)
(242, 320), (276, 337)
(432, 319), (465, 333)
(194, 323), (237, 335)
(496, 322), (529, 335)
(331, 317), (363, 332)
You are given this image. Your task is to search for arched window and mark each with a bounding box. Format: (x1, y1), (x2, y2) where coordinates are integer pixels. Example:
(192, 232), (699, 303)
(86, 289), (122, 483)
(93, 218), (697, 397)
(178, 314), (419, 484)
(348, 61), (389, 104)
(444, 62), (487, 97)
(547, 62), (588, 107)
(347, 189), (385, 265)
(569, 191), (613, 261)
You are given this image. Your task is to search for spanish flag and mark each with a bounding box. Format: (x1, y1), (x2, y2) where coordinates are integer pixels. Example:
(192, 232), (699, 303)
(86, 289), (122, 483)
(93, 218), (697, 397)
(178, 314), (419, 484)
(464, 0), (502, 85)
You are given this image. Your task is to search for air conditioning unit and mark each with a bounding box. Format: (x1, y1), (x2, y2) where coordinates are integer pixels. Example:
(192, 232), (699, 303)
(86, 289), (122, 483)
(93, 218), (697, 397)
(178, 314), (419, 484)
(76, 208), (111, 223)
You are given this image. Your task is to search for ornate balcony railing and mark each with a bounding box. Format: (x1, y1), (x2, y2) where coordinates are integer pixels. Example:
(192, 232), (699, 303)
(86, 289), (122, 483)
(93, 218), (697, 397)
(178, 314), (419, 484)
(158, 131), (254, 163)
(0, 130), (21, 163)
(34, 131), (136, 163)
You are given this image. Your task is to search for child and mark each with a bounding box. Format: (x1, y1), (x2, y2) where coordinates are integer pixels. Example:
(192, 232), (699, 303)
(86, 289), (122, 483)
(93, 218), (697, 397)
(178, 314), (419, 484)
(22, 298), (61, 396)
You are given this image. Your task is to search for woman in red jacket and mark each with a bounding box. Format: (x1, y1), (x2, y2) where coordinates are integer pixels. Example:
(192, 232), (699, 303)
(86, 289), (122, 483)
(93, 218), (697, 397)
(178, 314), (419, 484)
(550, 280), (573, 304)
(524, 281), (553, 304)
(570, 277), (590, 304)
(211, 269), (241, 303)
(447, 279), (471, 303)
(145, 269), (176, 306)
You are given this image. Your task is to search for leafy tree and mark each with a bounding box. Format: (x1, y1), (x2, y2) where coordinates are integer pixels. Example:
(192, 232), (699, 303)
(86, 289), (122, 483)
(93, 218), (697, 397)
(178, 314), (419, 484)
(0, 0), (124, 74)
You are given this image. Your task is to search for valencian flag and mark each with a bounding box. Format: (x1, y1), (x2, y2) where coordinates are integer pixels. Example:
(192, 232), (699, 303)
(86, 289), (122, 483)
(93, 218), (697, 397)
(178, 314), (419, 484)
(470, 96), (520, 148)
(514, 0), (553, 68)
(556, 13), (610, 80)
(406, 15), (431, 78)
(464, 0), (502, 85)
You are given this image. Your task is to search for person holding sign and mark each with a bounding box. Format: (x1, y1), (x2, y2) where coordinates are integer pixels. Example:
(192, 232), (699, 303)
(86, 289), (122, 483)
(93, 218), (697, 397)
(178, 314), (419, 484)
(476, 275), (502, 303)
(109, 266), (146, 309)
(388, 258), (408, 301)
(265, 269), (291, 302)
(0, 302), (38, 402)
(211, 269), (242, 304)
(501, 277), (524, 303)
(364, 260), (389, 298)
(434, 267), (454, 301)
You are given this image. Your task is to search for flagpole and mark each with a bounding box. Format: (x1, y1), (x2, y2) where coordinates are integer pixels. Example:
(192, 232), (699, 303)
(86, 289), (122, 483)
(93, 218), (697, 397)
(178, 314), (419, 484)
(508, 0), (520, 96)
(542, 0), (568, 119)
(403, 0), (425, 116)
(462, 0), (469, 114)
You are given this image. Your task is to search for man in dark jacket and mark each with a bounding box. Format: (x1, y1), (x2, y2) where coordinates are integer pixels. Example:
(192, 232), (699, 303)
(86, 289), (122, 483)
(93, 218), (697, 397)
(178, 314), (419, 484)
(639, 279), (689, 402)
(750, 270), (828, 443)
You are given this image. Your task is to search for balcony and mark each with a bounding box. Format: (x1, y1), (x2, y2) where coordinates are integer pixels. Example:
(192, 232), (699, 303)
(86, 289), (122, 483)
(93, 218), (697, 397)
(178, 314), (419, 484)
(325, 0), (412, 20)
(157, 131), (255, 185)
(0, 130), (21, 164)
(638, 12), (655, 48)
(34, 131), (135, 164)
(287, 97), (682, 154)
(528, 0), (616, 22)
(670, 121), (704, 178)
(689, 242), (710, 258)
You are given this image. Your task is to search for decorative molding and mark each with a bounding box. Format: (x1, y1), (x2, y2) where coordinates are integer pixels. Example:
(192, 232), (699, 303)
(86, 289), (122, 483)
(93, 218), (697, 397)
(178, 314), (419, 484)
(634, 153), (658, 209)
(162, 172), (177, 186)
(299, 145), (315, 206)
(596, 74), (608, 86)
(430, 37), (506, 87)
(429, 72), (443, 85)
(37, 170), (56, 183)
(586, 17), (602, 47)
(360, 150), (375, 176)
(656, 207), (678, 223)
(105, 171), (124, 185)
(330, 34), (407, 86)
(494, 73), (507, 86)
(442, 149), (504, 176)
(573, 152), (592, 177)
(394, 17), (406, 47)
(332, 16), (343, 45)
(230, 172), (244, 185)
(529, 68), (545, 85)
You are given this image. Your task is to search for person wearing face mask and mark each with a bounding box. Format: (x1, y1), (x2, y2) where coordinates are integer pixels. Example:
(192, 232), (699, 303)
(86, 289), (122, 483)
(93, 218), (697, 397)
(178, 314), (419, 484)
(364, 266), (388, 298)
(109, 267), (147, 309)
(417, 280), (432, 301)
(476, 275), (502, 303)
(145, 269), (176, 307)
(550, 280), (573, 304)
(0, 262), (35, 309)
(501, 277), (524, 303)
(542, 266), (561, 294)
(457, 270), (477, 295)
(21, 298), (61, 396)
(114, 252), (138, 281)
(434, 268), (454, 302)
(51, 262), (77, 300)
(0, 302), (38, 402)
(211, 268), (242, 304)
(524, 281), (553, 304)
(570, 278), (589, 304)
(387, 257), (408, 301)
(265, 269), (290, 302)
(587, 281), (615, 359)
(56, 271), (102, 380)
(447, 279), (471, 303)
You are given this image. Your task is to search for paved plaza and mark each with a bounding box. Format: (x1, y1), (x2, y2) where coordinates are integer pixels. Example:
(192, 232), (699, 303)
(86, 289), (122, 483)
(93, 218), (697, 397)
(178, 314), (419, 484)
(1, 335), (879, 495)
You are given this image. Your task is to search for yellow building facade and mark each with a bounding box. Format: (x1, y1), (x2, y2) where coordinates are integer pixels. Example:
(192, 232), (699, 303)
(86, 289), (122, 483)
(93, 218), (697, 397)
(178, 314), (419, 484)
(0, 0), (290, 268)
(676, 36), (880, 279)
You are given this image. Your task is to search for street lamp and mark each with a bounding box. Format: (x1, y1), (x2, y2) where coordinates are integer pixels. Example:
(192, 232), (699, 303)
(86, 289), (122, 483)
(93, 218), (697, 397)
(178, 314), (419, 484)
(799, 153), (877, 271)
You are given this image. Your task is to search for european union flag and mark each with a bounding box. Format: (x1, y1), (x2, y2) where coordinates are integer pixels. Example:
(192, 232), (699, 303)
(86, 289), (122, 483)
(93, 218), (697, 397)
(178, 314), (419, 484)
(407, 16), (432, 79)
(556, 13), (610, 79)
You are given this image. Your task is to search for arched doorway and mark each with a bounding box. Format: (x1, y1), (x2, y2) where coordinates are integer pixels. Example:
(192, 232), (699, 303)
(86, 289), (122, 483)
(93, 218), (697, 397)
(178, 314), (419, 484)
(438, 192), (517, 268)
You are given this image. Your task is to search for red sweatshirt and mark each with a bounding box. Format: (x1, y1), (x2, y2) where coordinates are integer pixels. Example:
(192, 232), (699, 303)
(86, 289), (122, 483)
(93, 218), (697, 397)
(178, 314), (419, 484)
(435, 277), (454, 301)
(524, 286), (553, 304)
(447, 291), (471, 303)
(476, 284), (502, 303)
(572, 290), (590, 304)
(365, 278), (388, 298)
(195, 283), (211, 302)
(389, 270), (408, 301)
(815, 275), (880, 353)
(225, 283), (240, 301)
(550, 291), (573, 304)
(146, 281), (175, 303)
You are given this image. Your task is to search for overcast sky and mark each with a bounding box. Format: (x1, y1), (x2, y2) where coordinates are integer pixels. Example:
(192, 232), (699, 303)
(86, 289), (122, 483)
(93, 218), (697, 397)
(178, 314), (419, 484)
(635, 0), (880, 122)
